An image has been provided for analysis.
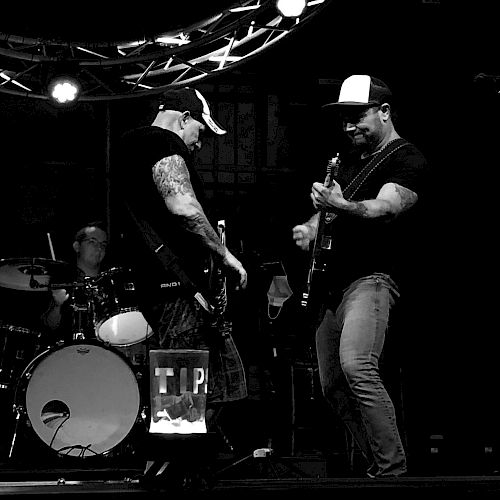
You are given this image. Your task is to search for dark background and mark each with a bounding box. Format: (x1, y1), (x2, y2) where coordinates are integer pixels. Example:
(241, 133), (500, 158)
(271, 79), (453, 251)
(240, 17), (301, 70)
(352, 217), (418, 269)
(0, 0), (498, 472)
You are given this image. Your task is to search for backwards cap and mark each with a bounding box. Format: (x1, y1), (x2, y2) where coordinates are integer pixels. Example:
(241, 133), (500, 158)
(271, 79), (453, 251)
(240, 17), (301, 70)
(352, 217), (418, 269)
(158, 87), (226, 135)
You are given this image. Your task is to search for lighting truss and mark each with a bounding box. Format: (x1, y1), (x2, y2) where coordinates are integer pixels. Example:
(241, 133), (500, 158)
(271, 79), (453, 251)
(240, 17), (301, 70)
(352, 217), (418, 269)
(0, 0), (331, 102)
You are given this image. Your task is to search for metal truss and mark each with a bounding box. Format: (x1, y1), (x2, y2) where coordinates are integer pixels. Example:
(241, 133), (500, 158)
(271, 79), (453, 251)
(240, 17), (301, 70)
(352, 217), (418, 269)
(0, 0), (331, 102)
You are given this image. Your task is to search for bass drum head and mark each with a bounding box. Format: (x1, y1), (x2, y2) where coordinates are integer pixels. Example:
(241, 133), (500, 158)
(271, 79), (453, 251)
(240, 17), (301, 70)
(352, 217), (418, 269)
(25, 343), (140, 458)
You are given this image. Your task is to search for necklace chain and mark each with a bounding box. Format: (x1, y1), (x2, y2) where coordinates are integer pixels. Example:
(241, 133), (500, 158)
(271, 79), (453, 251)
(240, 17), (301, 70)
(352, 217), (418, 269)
(343, 138), (405, 198)
(363, 138), (400, 159)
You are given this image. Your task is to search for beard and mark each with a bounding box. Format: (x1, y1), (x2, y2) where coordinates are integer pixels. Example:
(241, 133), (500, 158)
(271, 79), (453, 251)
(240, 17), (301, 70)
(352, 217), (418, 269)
(351, 130), (381, 155)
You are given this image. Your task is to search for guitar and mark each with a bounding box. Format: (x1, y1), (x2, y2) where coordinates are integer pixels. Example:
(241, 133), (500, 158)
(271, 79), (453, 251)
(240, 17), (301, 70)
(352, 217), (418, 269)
(209, 219), (232, 337)
(301, 153), (340, 319)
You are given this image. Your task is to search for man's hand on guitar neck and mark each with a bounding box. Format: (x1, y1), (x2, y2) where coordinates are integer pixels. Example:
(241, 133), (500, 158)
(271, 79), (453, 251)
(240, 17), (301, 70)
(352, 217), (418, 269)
(292, 213), (319, 251)
(311, 178), (347, 212)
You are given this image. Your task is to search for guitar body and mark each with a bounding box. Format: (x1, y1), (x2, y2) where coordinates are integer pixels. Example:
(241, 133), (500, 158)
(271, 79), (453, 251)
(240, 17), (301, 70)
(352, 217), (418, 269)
(301, 154), (340, 325)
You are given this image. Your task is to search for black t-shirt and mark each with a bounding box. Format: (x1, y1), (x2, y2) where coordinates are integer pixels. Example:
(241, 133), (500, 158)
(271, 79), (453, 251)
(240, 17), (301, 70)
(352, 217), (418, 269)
(322, 141), (429, 293)
(40, 265), (96, 344)
(115, 126), (210, 304)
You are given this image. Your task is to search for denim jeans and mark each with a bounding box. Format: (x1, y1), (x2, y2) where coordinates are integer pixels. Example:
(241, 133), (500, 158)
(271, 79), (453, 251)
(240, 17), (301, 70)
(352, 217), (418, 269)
(315, 273), (407, 477)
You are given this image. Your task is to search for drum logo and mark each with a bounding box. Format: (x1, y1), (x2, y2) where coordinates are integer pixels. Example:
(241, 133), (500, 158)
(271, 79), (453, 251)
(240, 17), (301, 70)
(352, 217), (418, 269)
(160, 281), (181, 288)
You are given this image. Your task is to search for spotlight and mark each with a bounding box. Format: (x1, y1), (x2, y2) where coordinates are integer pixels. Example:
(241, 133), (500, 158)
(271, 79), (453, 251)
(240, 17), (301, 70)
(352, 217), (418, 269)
(276, 0), (307, 17)
(47, 74), (81, 105)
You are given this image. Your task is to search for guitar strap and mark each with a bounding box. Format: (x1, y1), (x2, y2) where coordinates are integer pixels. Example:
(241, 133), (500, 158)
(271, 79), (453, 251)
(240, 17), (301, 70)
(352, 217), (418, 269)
(342, 137), (410, 200)
(123, 202), (214, 315)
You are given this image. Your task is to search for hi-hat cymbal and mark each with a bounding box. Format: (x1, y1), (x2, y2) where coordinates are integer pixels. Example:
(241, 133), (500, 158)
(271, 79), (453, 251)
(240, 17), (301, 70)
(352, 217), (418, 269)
(0, 257), (70, 292)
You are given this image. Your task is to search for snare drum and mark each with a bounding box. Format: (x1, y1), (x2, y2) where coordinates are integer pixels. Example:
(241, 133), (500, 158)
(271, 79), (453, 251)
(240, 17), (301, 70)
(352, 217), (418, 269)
(92, 267), (153, 346)
(0, 322), (41, 390)
(16, 342), (141, 457)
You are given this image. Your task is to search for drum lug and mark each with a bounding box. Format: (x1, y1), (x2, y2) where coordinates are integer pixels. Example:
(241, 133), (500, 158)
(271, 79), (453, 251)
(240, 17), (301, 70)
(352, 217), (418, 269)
(12, 403), (26, 416)
(140, 406), (149, 423)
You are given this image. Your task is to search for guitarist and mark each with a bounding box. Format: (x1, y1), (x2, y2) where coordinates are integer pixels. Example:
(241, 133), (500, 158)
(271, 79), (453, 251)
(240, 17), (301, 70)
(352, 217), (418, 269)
(115, 87), (248, 421)
(292, 75), (429, 478)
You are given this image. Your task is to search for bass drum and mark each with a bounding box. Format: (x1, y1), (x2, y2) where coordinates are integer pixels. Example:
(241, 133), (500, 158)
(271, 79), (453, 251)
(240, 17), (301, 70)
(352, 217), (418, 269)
(16, 342), (141, 458)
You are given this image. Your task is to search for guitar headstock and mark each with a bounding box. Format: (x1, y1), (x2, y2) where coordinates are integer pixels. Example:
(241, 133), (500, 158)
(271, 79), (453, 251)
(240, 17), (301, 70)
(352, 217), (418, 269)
(330, 153), (340, 170)
(324, 153), (340, 187)
(217, 219), (226, 246)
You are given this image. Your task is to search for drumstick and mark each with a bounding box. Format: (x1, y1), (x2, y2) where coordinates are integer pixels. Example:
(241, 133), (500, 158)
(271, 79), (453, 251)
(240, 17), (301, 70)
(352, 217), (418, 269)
(47, 232), (56, 260)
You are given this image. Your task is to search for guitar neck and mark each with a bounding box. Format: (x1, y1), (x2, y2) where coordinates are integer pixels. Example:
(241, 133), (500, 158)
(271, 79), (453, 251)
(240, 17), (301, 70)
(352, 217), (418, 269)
(212, 219), (231, 332)
(301, 154), (340, 310)
(215, 220), (228, 312)
(217, 219), (227, 288)
(310, 153), (339, 260)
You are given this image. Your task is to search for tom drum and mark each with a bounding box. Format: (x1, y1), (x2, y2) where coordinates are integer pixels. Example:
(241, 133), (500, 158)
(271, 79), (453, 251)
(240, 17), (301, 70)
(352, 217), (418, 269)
(0, 322), (41, 390)
(92, 267), (153, 346)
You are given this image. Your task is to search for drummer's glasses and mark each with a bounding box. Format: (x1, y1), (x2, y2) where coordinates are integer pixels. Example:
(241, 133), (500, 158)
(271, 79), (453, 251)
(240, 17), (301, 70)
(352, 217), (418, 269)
(82, 237), (108, 250)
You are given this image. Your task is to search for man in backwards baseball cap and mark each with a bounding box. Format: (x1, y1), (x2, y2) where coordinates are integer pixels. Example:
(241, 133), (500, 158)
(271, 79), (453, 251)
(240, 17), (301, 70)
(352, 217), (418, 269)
(158, 86), (226, 137)
(116, 85), (248, 426)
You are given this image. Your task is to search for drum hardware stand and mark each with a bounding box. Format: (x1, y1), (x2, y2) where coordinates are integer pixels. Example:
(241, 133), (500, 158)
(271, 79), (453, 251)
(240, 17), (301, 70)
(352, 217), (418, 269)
(8, 347), (40, 460)
(9, 402), (70, 459)
(69, 281), (95, 341)
(9, 400), (27, 459)
(214, 441), (312, 479)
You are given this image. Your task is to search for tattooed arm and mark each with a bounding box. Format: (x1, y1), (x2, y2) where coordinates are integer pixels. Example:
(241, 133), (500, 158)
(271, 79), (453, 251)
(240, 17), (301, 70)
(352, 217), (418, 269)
(152, 154), (247, 289)
(311, 180), (418, 219)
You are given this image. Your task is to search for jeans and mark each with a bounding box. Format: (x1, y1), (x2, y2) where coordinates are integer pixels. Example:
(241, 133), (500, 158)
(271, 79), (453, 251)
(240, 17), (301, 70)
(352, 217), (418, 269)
(315, 273), (406, 477)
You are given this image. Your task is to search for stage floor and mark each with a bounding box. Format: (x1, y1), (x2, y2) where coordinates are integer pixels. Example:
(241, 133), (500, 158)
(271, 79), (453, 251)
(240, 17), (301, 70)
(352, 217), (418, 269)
(2, 474), (500, 499)
(2, 457), (500, 499)
(2, 409), (500, 498)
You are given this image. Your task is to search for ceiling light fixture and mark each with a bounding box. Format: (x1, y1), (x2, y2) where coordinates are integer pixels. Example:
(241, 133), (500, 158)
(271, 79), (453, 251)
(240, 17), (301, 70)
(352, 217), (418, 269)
(47, 74), (81, 105)
(0, 0), (332, 102)
(276, 0), (307, 17)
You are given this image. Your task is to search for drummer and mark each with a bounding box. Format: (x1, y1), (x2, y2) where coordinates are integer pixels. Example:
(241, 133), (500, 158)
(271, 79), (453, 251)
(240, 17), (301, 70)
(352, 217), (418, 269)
(40, 221), (108, 343)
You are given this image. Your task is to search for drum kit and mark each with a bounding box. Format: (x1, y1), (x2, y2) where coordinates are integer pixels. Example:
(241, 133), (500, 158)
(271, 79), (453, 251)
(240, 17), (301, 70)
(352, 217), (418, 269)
(0, 257), (154, 461)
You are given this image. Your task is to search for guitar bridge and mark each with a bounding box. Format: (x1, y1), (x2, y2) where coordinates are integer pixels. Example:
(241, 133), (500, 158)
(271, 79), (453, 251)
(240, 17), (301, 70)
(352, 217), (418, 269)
(320, 236), (332, 250)
(301, 292), (309, 308)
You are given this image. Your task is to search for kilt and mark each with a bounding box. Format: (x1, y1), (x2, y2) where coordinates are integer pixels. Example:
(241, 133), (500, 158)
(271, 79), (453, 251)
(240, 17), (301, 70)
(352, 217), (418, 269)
(142, 293), (248, 404)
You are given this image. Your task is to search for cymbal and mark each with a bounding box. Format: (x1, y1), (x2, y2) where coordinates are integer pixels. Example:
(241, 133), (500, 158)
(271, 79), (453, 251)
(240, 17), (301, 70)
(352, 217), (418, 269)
(0, 257), (70, 292)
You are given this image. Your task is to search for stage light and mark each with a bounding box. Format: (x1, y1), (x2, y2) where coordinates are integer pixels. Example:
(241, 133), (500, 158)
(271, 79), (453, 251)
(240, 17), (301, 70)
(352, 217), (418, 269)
(276, 0), (307, 17)
(47, 75), (81, 105)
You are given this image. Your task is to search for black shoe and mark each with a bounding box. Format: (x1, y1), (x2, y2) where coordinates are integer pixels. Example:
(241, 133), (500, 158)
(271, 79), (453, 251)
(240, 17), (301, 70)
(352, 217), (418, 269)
(366, 464), (378, 479)
(366, 464), (407, 479)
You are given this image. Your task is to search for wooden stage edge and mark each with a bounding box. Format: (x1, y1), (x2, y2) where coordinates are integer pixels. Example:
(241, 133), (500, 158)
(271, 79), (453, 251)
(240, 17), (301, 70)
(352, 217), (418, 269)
(2, 476), (500, 498)
(2, 466), (500, 498)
